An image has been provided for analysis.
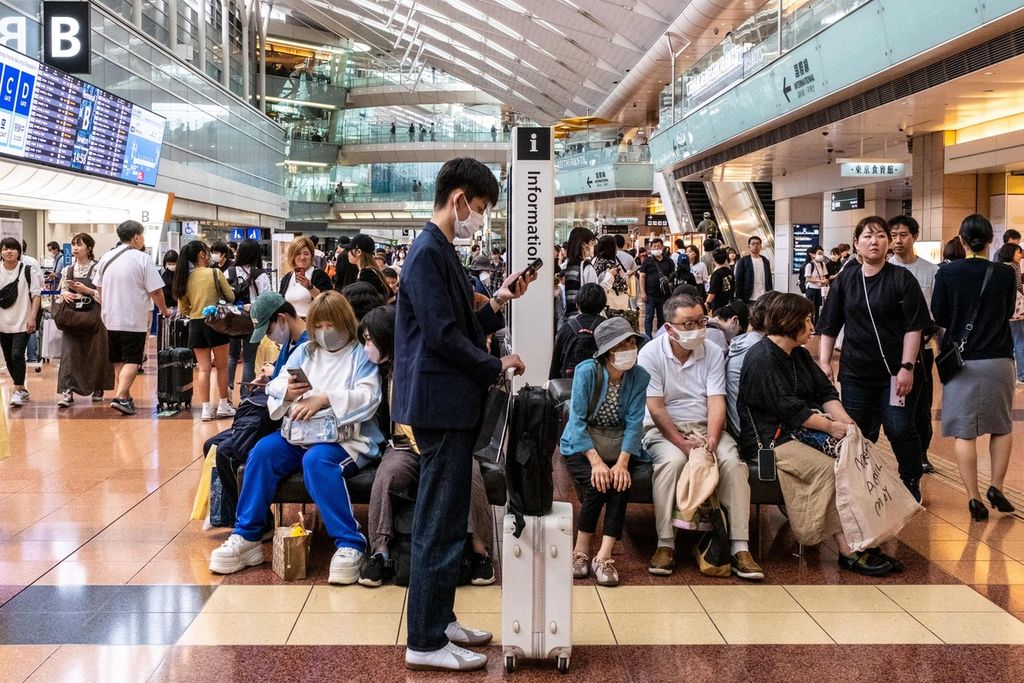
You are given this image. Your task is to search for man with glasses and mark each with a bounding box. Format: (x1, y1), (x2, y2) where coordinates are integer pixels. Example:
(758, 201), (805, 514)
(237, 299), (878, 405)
(637, 294), (762, 580)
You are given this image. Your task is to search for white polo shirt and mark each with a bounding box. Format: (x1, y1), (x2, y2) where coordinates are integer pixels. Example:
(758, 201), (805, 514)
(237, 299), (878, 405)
(638, 333), (726, 429)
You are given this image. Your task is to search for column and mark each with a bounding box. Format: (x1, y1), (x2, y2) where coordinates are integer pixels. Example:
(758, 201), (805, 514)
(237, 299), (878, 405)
(911, 131), (988, 242)
(774, 195), (823, 293)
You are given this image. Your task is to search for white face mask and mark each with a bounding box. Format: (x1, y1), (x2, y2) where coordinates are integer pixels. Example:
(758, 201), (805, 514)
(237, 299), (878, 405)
(610, 348), (637, 371)
(364, 339), (382, 365)
(650, 249), (663, 258)
(210, 253), (222, 265)
(268, 317), (290, 346)
(669, 326), (706, 351)
(454, 195), (485, 239)
(165, 264), (176, 272)
(479, 272), (490, 284)
(815, 254), (825, 263)
(315, 326), (347, 352)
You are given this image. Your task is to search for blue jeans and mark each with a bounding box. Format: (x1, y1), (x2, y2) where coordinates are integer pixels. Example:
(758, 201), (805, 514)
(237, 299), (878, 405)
(228, 338), (258, 395)
(406, 426), (477, 652)
(1010, 320), (1024, 382)
(644, 297), (665, 338)
(234, 432), (365, 550)
(26, 329), (38, 363)
(841, 381), (924, 484)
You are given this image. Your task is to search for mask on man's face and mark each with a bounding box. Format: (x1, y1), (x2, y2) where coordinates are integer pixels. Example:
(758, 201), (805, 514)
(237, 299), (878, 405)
(453, 195), (485, 239)
(268, 317), (290, 346)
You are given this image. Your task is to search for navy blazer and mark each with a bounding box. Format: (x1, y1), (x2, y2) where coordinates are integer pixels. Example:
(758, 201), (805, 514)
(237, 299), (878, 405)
(734, 254), (774, 301)
(392, 223), (505, 430)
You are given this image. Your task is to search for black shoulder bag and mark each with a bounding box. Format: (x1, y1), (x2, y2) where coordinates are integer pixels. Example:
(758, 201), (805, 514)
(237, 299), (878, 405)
(935, 263), (994, 384)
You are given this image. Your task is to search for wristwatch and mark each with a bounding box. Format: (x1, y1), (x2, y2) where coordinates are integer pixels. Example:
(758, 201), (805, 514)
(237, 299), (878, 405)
(899, 362), (914, 372)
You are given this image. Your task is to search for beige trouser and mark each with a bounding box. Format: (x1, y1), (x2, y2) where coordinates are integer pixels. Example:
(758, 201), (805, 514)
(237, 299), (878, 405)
(644, 422), (750, 545)
(774, 440), (843, 546)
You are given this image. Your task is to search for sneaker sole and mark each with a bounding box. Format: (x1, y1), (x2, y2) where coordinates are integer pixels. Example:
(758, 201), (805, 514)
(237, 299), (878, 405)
(209, 547), (264, 574)
(110, 403), (134, 415)
(328, 567), (361, 585)
(357, 576), (383, 588)
(405, 659), (487, 672)
(731, 567), (765, 580)
(648, 567), (673, 576)
(448, 633), (493, 647)
(470, 576), (496, 586)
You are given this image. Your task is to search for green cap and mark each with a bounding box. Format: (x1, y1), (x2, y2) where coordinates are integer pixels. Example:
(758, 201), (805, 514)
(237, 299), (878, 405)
(249, 291), (286, 343)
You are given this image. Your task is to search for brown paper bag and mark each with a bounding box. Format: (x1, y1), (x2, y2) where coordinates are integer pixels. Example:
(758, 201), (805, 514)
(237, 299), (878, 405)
(272, 516), (312, 580)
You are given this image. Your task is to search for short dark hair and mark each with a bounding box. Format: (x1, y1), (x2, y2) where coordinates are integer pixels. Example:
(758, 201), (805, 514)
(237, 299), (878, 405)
(724, 299), (749, 331)
(649, 237), (664, 246)
(162, 249), (178, 267)
(686, 244), (701, 258)
(764, 293), (814, 339)
(341, 281), (387, 321)
(433, 157), (500, 208)
(712, 247), (728, 265)
(0, 237), (22, 257)
(671, 283), (701, 299)
(675, 238), (685, 250)
(854, 216), (889, 242)
(748, 290), (783, 332)
(234, 240), (262, 269)
(46, 241), (60, 252)
(1004, 229), (1021, 243)
(943, 237), (966, 262)
(70, 233), (95, 260)
(664, 294), (703, 321)
(996, 242), (1021, 263)
(614, 234), (626, 249)
(595, 234), (618, 261)
(889, 215), (919, 238)
(959, 214), (993, 254)
(210, 241), (232, 256)
(576, 282), (607, 315)
(748, 236), (762, 246)
(360, 304), (396, 362)
(382, 267), (399, 279)
(703, 238), (719, 251)
(116, 220), (144, 243)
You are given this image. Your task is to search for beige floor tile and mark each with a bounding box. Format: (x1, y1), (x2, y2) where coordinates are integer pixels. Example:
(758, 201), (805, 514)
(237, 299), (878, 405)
(572, 612), (616, 645)
(35, 560), (146, 586)
(784, 585), (902, 613)
(176, 612), (298, 645)
(398, 612), (503, 646)
(880, 584), (1004, 613)
(290, 612), (401, 645)
(896, 518), (970, 541)
(25, 645), (168, 683)
(597, 585), (702, 613)
(454, 585), (501, 613)
(900, 538), (1007, 562)
(13, 522), (106, 542)
(933, 559), (1024, 585)
(65, 541), (167, 564)
(692, 585), (803, 613)
(914, 612), (1024, 644)
(129, 561), (224, 585)
(0, 560), (57, 584)
(812, 612), (941, 644)
(711, 612), (833, 645)
(0, 540), (80, 562)
(304, 585), (406, 613)
(202, 585), (312, 613)
(0, 645), (59, 682)
(608, 613), (723, 645)
(573, 586), (604, 614)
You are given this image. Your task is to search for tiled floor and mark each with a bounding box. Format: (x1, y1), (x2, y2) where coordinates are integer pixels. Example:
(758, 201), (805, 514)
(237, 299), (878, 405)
(1, 346), (1024, 681)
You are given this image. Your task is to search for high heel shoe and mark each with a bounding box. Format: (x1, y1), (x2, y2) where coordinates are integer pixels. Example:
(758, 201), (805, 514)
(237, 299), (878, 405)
(987, 486), (1016, 513)
(968, 499), (989, 522)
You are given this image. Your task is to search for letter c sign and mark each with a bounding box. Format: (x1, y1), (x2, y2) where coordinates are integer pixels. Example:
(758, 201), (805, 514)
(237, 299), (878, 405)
(43, 1), (91, 74)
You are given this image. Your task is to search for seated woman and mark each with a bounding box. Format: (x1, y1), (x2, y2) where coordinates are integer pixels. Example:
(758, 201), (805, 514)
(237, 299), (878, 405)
(559, 317), (649, 587)
(358, 305), (495, 588)
(737, 294), (899, 576)
(209, 291), (384, 584)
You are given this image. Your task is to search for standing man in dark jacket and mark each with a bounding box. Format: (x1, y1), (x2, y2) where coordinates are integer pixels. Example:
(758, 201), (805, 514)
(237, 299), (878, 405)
(332, 236), (359, 291)
(394, 158), (531, 672)
(735, 235), (774, 304)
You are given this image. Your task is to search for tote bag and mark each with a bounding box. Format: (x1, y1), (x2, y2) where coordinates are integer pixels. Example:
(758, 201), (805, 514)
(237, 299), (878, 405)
(834, 424), (923, 551)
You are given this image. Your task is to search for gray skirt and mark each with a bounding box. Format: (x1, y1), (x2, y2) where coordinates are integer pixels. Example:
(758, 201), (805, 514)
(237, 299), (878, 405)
(941, 357), (1014, 439)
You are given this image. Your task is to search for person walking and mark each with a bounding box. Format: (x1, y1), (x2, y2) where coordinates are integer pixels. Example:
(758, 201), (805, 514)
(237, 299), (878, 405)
(394, 157), (531, 672)
(996, 242), (1024, 385)
(735, 235), (774, 304)
(0, 238), (41, 407)
(931, 214), (1017, 521)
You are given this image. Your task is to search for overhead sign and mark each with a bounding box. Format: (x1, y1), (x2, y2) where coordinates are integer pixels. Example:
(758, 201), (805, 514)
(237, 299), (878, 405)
(831, 189), (865, 212)
(43, 1), (90, 74)
(646, 213), (668, 227)
(840, 161), (906, 178)
(0, 42), (165, 186)
(792, 223), (821, 274)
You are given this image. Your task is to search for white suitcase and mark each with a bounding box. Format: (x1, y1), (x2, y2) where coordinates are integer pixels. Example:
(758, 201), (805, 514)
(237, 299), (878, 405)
(501, 500), (573, 674)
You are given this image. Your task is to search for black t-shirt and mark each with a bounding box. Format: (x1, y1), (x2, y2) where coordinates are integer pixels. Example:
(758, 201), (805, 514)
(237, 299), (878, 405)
(817, 262), (932, 386)
(640, 255), (675, 298)
(708, 266), (734, 311)
(932, 258), (1016, 361)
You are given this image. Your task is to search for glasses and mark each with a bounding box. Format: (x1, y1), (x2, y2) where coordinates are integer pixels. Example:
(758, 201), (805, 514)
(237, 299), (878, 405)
(669, 317), (708, 332)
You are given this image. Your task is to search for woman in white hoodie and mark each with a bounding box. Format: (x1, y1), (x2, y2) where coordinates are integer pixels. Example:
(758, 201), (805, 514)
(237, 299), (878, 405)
(209, 291), (384, 584)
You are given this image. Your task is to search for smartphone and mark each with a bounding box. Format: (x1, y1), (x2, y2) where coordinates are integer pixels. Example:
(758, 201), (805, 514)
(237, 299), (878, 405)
(889, 376), (906, 408)
(510, 258), (544, 295)
(757, 448), (777, 482)
(287, 367), (311, 386)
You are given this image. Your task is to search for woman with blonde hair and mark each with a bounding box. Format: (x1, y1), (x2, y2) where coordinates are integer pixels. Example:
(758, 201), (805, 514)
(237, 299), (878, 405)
(209, 291), (384, 584)
(278, 235), (332, 318)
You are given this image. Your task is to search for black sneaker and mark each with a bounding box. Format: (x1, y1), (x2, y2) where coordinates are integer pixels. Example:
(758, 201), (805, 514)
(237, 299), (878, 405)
(357, 553), (393, 587)
(866, 547), (905, 573)
(903, 478), (922, 503)
(921, 459), (935, 474)
(470, 553), (495, 586)
(110, 398), (136, 415)
(838, 550), (893, 576)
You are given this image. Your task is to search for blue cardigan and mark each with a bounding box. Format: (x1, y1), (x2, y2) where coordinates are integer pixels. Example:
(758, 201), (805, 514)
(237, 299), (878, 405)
(559, 359), (650, 459)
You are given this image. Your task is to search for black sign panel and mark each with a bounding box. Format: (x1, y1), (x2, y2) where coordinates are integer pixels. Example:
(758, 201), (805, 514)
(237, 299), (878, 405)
(43, 1), (90, 74)
(792, 223), (821, 274)
(645, 213), (668, 227)
(830, 188), (865, 212)
(515, 126), (550, 161)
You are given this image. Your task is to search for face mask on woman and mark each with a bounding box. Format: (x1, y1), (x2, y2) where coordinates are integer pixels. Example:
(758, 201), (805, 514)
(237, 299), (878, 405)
(364, 339), (383, 365)
(210, 253), (222, 265)
(815, 254), (825, 263)
(314, 326), (347, 352)
(165, 264), (176, 272)
(610, 348), (637, 371)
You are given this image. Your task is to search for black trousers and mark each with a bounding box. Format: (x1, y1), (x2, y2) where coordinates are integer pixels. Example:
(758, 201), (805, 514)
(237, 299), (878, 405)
(564, 453), (635, 540)
(0, 331), (28, 385)
(912, 347), (935, 457)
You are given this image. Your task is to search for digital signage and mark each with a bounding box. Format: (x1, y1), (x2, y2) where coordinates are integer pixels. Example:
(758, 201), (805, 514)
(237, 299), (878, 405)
(830, 188), (865, 212)
(792, 223), (821, 274)
(0, 42), (165, 187)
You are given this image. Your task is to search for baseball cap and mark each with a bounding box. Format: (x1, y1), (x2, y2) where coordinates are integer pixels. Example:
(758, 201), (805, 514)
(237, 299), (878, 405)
(250, 291), (286, 344)
(350, 234), (375, 253)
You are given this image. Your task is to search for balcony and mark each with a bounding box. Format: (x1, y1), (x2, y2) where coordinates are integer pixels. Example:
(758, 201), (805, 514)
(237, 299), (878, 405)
(265, 74), (347, 108)
(338, 128), (509, 164)
(554, 146), (654, 201)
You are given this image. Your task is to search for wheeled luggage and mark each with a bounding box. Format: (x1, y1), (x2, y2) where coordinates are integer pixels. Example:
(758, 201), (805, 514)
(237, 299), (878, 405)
(501, 500), (573, 674)
(157, 315), (194, 411)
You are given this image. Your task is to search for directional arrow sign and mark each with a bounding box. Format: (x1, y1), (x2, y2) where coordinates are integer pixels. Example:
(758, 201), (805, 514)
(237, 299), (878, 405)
(586, 176), (593, 188)
(782, 77), (792, 103)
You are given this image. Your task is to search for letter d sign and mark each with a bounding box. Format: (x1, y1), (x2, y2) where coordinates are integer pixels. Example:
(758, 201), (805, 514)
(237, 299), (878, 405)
(43, 2), (91, 74)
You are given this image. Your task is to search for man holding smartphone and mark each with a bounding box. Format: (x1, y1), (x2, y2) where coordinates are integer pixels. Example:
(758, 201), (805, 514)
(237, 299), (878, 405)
(394, 158), (533, 672)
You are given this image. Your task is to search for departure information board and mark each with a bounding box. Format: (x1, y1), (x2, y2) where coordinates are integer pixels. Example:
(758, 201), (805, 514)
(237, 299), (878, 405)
(0, 43), (164, 186)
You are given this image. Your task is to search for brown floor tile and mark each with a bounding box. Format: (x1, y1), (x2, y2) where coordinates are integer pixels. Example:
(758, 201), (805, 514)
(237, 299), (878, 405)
(0, 645), (59, 681)
(24, 645), (169, 683)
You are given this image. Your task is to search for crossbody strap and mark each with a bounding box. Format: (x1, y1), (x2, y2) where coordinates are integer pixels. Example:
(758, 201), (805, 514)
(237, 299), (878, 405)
(97, 245), (131, 281)
(212, 268), (230, 303)
(587, 365), (606, 422)
(860, 267), (894, 376)
(957, 262), (996, 352)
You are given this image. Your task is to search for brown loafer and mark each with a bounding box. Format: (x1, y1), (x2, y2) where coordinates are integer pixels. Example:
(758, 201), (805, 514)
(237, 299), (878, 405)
(648, 546), (675, 576)
(731, 551), (765, 581)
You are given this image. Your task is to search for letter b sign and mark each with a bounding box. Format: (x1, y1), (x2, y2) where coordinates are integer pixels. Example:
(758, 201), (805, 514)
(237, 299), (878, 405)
(43, 2), (91, 74)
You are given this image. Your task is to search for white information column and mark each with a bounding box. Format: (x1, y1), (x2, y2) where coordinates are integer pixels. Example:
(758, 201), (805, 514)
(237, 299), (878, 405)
(508, 126), (554, 387)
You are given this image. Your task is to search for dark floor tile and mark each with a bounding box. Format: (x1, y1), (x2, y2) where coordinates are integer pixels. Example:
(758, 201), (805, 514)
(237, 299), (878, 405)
(617, 645), (746, 681)
(0, 585), (24, 607)
(0, 610), (94, 644)
(840, 645), (1024, 682)
(80, 610), (198, 645)
(103, 585), (215, 613)
(0, 585), (121, 613)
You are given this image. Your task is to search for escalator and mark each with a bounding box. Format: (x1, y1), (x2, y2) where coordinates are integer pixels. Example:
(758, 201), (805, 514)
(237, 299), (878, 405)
(682, 182), (713, 229)
(703, 181), (776, 263)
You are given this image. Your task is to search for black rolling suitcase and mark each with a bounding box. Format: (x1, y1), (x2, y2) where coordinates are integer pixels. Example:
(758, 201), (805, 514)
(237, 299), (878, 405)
(157, 315), (195, 411)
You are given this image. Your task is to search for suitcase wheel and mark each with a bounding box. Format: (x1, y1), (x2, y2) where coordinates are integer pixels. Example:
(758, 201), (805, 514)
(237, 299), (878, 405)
(557, 655), (570, 675)
(504, 655), (516, 673)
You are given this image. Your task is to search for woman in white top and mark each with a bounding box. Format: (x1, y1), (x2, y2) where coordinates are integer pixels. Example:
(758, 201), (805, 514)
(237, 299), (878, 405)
(687, 245), (709, 290)
(0, 238), (42, 407)
(226, 240), (273, 398)
(803, 246), (829, 325)
(278, 236), (332, 318)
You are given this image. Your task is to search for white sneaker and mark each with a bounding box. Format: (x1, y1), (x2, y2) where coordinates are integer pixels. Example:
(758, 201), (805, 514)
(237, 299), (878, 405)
(328, 547), (364, 585)
(216, 403), (236, 418)
(201, 404), (215, 421)
(57, 391), (74, 408)
(445, 620), (493, 646)
(209, 534), (264, 574)
(405, 642), (488, 672)
(9, 390), (29, 407)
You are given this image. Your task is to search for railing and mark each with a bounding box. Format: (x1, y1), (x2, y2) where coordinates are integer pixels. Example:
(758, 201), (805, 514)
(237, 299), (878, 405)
(265, 75), (347, 105)
(345, 70), (468, 90)
(555, 145), (651, 170)
(339, 128), (510, 146)
(333, 188), (435, 204)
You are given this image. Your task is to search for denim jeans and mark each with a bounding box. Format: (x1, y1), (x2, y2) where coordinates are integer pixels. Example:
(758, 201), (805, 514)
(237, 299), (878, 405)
(643, 297), (666, 338)
(406, 426), (477, 652)
(234, 432), (364, 550)
(25, 329), (38, 363)
(841, 380), (924, 484)
(1010, 320), (1024, 382)
(228, 338), (258, 396)
(0, 332), (28, 385)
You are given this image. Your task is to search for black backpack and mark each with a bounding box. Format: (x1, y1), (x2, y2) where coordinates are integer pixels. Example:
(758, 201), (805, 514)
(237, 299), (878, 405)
(560, 317), (597, 378)
(0, 264), (30, 309)
(227, 266), (261, 305)
(505, 385), (560, 536)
